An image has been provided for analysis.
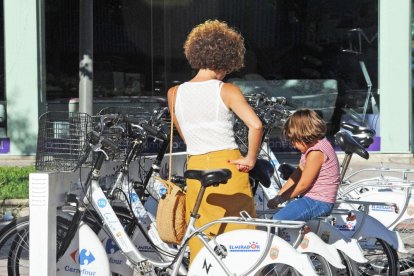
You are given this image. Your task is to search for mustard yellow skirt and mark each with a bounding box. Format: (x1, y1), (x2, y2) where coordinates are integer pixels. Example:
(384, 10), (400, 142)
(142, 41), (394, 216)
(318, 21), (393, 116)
(186, 149), (256, 264)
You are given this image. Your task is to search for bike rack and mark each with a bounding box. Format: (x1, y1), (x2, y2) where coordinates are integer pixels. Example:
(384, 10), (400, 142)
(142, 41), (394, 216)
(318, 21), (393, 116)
(29, 152), (188, 275)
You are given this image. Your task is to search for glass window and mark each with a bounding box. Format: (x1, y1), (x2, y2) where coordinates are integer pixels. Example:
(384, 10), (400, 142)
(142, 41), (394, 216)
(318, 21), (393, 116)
(45, 0), (379, 150)
(0, 2), (5, 139)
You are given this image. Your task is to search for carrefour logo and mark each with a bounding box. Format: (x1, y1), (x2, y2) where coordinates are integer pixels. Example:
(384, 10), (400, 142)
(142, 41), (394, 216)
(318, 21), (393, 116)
(105, 238), (120, 254)
(70, 249), (96, 265)
(64, 248), (97, 275)
(229, 242), (260, 252)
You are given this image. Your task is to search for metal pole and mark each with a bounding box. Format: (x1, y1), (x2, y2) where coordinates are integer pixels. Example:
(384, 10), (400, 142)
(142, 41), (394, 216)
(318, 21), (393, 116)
(79, 0), (93, 115)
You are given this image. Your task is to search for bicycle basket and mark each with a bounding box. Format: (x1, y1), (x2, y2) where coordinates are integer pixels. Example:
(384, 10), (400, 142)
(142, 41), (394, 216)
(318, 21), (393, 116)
(35, 111), (93, 172)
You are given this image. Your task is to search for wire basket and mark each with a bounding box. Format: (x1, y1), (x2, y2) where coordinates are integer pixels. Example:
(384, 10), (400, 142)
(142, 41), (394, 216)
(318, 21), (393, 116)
(35, 112), (93, 172)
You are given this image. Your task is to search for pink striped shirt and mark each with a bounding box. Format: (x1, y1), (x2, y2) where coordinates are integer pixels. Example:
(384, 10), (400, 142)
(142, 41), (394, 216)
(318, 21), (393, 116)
(300, 138), (340, 203)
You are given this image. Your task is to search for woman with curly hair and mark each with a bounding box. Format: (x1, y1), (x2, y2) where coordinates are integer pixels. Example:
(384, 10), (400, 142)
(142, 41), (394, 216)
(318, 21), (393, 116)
(167, 19), (263, 263)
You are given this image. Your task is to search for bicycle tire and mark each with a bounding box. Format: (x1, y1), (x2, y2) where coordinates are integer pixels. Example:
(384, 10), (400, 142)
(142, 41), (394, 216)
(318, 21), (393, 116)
(393, 218), (414, 275)
(254, 263), (301, 276)
(306, 253), (334, 276)
(357, 238), (399, 276)
(0, 215), (71, 276)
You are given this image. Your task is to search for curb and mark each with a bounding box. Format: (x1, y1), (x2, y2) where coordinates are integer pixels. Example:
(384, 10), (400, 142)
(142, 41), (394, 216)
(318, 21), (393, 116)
(1, 198), (29, 207)
(0, 199), (29, 221)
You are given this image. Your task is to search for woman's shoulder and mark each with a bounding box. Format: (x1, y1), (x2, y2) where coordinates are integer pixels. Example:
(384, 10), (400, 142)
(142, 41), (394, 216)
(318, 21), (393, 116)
(222, 82), (241, 91)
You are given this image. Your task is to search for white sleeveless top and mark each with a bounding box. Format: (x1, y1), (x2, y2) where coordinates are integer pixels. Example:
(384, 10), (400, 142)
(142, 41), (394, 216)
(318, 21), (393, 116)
(174, 80), (238, 155)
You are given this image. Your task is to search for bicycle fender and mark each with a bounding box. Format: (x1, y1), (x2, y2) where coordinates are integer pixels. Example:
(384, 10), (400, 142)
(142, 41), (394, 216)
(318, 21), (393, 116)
(56, 221), (111, 276)
(307, 219), (367, 263)
(332, 210), (408, 253)
(189, 229), (317, 276)
(296, 232), (345, 269)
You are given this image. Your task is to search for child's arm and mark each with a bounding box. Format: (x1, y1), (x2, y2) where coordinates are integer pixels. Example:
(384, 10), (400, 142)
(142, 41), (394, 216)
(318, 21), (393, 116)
(268, 150), (324, 208)
(278, 167), (302, 195)
(282, 150), (324, 199)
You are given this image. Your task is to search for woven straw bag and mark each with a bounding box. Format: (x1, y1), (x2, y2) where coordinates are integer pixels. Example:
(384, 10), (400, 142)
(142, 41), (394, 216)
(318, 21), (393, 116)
(156, 178), (186, 244)
(156, 85), (187, 244)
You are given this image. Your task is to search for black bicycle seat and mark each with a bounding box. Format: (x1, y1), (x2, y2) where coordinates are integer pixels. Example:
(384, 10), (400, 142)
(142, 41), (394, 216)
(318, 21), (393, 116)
(249, 159), (274, 188)
(335, 131), (369, 159)
(184, 169), (232, 187)
(352, 136), (374, 149)
(341, 122), (376, 138)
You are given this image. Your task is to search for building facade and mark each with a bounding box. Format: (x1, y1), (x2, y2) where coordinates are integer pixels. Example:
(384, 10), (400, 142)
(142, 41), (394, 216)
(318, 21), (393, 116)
(0, 0), (412, 156)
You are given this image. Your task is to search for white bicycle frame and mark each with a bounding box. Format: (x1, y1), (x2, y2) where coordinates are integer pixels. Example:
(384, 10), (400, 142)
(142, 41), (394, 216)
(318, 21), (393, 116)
(339, 167), (414, 231)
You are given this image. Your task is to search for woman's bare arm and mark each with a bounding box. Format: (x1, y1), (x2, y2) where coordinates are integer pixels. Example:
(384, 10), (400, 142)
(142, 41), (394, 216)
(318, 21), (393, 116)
(221, 83), (263, 170)
(167, 86), (186, 144)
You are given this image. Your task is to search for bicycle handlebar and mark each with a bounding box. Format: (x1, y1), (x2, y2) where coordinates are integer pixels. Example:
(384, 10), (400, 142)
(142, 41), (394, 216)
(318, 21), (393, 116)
(88, 130), (119, 152)
(124, 116), (169, 141)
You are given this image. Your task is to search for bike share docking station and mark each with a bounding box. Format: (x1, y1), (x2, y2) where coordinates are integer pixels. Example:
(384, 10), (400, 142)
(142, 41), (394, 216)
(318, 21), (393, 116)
(29, 153), (187, 276)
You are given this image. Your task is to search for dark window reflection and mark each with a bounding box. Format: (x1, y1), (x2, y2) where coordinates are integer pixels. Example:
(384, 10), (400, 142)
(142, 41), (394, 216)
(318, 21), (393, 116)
(0, 2), (4, 102)
(45, 0), (378, 135)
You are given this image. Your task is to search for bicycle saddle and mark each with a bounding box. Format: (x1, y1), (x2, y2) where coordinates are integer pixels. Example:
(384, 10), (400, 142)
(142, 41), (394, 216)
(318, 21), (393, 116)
(341, 122), (376, 137)
(335, 130), (369, 159)
(249, 159), (274, 188)
(184, 169), (232, 187)
(352, 136), (374, 149)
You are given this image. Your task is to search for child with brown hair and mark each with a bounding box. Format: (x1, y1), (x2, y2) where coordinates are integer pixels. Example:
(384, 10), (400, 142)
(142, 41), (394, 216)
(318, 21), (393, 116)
(268, 108), (340, 221)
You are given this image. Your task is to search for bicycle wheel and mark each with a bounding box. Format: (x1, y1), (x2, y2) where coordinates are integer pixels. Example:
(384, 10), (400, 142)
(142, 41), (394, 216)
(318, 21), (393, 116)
(357, 238), (399, 276)
(0, 215), (71, 276)
(254, 263), (301, 276)
(253, 253), (333, 276)
(306, 253), (333, 276)
(393, 218), (414, 275)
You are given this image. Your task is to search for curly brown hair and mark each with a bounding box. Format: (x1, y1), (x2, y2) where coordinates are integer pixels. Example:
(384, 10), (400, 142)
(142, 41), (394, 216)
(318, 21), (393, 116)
(282, 108), (326, 145)
(183, 19), (245, 74)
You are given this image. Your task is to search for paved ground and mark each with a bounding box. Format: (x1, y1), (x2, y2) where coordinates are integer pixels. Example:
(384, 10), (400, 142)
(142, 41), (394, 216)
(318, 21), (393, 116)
(0, 156), (35, 167)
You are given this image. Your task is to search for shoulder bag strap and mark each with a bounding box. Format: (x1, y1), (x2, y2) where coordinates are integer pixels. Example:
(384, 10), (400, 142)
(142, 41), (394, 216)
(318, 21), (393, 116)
(168, 85), (179, 181)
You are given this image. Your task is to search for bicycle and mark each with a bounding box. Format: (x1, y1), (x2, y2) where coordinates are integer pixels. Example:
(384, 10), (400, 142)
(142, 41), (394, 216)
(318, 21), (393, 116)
(329, 122), (414, 275)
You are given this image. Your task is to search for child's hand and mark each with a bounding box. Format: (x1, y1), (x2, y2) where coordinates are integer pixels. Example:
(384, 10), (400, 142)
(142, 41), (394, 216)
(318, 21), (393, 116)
(267, 195), (285, 209)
